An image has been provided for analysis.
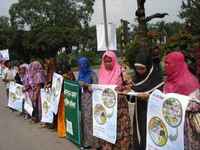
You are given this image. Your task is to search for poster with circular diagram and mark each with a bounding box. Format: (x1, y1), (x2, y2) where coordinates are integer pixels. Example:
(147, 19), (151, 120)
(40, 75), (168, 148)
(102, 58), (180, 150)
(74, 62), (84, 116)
(8, 83), (24, 112)
(92, 85), (118, 144)
(148, 117), (168, 147)
(162, 98), (182, 127)
(50, 73), (63, 114)
(41, 89), (53, 123)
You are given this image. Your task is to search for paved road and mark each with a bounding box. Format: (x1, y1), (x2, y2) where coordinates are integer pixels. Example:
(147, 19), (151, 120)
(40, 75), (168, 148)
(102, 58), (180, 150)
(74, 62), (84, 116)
(0, 81), (78, 150)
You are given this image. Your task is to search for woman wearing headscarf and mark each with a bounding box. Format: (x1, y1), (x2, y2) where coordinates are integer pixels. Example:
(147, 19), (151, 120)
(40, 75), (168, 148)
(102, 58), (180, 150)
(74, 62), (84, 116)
(132, 51), (164, 150)
(29, 61), (46, 123)
(56, 60), (75, 138)
(163, 51), (200, 150)
(2, 60), (16, 98)
(163, 51), (199, 97)
(17, 64), (29, 116)
(77, 57), (99, 149)
(98, 51), (131, 150)
(19, 64), (29, 86)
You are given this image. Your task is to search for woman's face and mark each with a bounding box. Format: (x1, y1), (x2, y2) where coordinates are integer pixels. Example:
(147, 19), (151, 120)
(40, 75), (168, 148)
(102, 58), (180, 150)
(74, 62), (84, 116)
(104, 56), (113, 71)
(135, 65), (147, 76)
(79, 62), (88, 70)
(19, 67), (25, 75)
(164, 59), (175, 76)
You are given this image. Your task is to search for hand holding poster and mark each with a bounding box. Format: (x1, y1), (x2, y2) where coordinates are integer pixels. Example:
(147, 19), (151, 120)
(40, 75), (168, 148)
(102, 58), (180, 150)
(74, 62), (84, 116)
(41, 89), (54, 123)
(92, 84), (118, 144)
(146, 90), (190, 150)
(8, 83), (24, 112)
(50, 73), (63, 114)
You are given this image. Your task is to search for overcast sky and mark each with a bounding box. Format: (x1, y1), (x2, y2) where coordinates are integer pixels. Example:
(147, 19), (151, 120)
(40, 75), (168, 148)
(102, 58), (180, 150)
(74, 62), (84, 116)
(0, 0), (183, 26)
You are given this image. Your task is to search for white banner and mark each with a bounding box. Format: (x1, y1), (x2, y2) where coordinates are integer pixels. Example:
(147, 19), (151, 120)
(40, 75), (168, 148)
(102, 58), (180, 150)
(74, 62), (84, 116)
(146, 90), (190, 150)
(92, 84), (118, 144)
(96, 24), (117, 51)
(24, 92), (33, 116)
(8, 83), (24, 112)
(0, 49), (9, 60)
(50, 73), (63, 114)
(41, 89), (54, 123)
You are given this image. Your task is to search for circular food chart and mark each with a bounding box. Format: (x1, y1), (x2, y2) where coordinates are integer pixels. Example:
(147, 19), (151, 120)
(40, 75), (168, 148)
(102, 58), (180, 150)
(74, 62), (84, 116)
(162, 98), (182, 127)
(149, 117), (168, 147)
(102, 88), (116, 108)
(94, 104), (107, 125)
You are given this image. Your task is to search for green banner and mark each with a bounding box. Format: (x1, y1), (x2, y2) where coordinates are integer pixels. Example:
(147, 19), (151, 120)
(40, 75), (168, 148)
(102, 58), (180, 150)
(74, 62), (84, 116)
(64, 80), (82, 146)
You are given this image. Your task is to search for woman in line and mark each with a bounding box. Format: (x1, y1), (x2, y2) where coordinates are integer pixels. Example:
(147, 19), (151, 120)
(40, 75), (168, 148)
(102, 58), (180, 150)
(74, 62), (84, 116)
(131, 51), (164, 150)
(98, 51), (131, 150)
(164, 51), (199, 98)
(77, 57), (99, 149)
(17, 63), (29, 116)
(2, 60), (16, 98)
(57, 60), (76, 138)
(163, 51), (200, 150)
(29, 61), (46, 123)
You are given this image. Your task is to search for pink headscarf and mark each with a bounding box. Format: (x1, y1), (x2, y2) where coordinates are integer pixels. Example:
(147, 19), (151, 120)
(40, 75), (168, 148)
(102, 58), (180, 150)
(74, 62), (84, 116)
(164, 51), (199, 95)
(98, 51), (122, 85)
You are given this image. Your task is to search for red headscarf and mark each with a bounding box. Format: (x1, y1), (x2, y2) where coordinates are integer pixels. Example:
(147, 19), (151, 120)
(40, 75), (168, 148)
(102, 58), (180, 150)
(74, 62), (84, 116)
(164, 51), (199, 95)
(98, 51), (122, 85)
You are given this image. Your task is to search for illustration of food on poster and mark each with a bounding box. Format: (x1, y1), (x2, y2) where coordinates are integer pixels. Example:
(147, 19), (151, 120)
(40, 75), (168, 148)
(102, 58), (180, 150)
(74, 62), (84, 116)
(41, 89), (54, 123)
(50, 73), (63, 114)
(146, 90), (190, 150)
(8, 83), (24, 112)
(64, 80), (81, 146)
(92, 84), (118, 144)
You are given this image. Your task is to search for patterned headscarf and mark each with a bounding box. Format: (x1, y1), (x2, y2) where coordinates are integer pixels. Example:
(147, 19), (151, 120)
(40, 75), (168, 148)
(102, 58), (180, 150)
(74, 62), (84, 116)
(29, 61), (45, 85)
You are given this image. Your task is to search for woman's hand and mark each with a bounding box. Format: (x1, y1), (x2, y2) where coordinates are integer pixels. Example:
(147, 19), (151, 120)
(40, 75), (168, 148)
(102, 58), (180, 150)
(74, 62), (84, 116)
(115, 85), (132, 95)
(137, 92), (149, 101)
(46, 84), (51, 89)
(22, 87), (26, 93)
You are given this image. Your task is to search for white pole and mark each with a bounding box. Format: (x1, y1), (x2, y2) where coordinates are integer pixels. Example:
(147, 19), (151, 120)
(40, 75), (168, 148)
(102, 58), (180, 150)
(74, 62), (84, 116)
(102, 0), (109, 50)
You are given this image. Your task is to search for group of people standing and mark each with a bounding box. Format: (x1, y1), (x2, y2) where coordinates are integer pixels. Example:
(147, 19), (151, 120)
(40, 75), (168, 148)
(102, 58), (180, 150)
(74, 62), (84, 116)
(1, 48), (200, 150)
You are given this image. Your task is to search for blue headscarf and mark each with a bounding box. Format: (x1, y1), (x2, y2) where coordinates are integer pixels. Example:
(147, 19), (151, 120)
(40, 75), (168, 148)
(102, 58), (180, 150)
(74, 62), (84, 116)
(78, 57), (93, 84)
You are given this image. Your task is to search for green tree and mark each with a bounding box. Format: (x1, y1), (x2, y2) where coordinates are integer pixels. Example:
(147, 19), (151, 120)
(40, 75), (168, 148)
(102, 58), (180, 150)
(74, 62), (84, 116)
(9, 0), (95, 59)
(180, 0), (200, 35)
(135, 0), (168, 38)
(0, 16), (14, 50)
